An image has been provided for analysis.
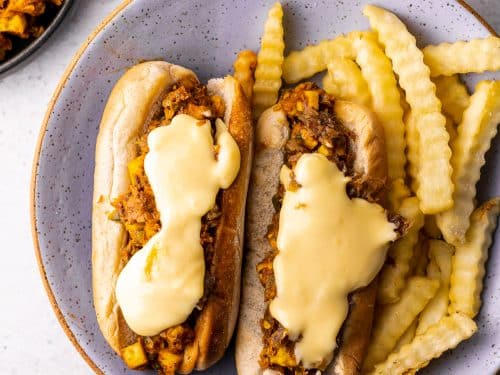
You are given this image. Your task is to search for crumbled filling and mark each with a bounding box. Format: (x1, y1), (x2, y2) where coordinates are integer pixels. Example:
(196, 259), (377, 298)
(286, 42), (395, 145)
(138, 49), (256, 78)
(258, 83), (403, 374)
(111, 79), (225, 375)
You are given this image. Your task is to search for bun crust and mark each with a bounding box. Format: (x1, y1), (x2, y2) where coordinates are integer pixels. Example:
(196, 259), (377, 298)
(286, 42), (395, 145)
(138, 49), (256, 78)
(92, 62), (252, 370)
(236, 109), (289, 375)
(193, 76), (253, 370)
(236, 101), (388, 375)
(329, 101), (387, 375)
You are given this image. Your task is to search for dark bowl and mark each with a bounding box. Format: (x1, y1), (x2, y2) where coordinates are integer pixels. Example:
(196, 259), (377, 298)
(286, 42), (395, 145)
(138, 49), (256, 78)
(0, 0), (74, 76)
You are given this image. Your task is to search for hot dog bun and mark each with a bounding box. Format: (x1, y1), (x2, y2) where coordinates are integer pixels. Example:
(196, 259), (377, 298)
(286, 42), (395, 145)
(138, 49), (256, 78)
(236, 100), (387, 375)
(92, 61), (252, 371)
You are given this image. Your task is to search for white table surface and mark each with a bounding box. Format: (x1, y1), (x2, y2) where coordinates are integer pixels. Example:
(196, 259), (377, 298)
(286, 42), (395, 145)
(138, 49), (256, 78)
(0, 1), (498, 374)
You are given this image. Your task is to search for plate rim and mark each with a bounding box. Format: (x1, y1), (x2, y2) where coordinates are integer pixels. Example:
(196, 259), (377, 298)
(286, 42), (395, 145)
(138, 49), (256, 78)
(29, 1), (499, 374)
(30, 1), (133, 373)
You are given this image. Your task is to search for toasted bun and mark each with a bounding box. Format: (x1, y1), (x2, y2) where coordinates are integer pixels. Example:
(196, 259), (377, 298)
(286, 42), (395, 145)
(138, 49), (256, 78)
(193, 75), (253, 370)
(236, 101), (387, 375)
(92, 61), (252, 371)
(328, 101), (386, 375)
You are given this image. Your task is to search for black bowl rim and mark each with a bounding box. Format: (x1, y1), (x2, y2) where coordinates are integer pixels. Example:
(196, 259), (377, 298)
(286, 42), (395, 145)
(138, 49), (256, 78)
(0, 0), (74, 76)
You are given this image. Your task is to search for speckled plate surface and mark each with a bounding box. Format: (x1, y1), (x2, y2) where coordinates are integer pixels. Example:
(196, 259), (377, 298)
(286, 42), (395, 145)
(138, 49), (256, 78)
(31, 1), (499, 374)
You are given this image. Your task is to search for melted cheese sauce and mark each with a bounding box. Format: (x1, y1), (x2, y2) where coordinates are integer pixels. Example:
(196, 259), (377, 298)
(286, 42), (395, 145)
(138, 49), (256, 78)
(270, 153), (396, 368)
(116, 114), (240, 336)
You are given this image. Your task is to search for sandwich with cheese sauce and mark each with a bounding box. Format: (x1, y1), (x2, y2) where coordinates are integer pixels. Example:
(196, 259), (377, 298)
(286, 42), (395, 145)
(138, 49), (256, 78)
(92, 61), (252, 374)
(236, 83), (405, 375)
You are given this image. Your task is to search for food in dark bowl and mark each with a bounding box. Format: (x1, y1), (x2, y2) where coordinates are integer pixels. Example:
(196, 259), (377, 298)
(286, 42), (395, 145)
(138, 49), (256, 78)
(0, 0), (63, 62)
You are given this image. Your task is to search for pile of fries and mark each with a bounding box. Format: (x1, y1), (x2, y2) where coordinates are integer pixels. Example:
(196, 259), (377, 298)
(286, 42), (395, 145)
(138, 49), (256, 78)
(0, 0), (63, 62)
(233, 3), (500, 374)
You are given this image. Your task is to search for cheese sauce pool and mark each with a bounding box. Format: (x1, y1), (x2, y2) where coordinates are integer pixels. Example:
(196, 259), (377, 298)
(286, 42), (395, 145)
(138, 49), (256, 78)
(116, 114), (240, 336)
(270, 153), (397, 368)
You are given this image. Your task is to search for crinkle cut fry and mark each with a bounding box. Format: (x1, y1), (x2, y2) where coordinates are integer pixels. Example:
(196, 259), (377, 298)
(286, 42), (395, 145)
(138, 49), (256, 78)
(449, 198), (500, 318)
(252, 2), (285, 120)
(353, 33), (406, 183)
(437, 81), (500, 245)
(432, 75), (470, 125)
(282, 30), (377, 84)
(370, 313), (477, 374)
(363, 276), (439, 372)
(364, 4), (453, 214)
(377, 197), (424, 305)
(423, 36), (500, 77)
(322, 58), (372, 107)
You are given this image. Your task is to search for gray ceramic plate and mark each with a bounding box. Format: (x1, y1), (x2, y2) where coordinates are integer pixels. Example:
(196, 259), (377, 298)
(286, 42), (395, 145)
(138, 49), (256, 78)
(31, 0), (499, 374)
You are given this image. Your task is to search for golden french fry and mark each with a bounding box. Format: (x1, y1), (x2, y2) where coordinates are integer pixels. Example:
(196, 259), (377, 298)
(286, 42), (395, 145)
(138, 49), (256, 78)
(449, 198), (500, 318)
(252, 2), (284, 120)
(364, 5), (453, 214)
(364, 277), (439, 372)
(431, 241), (454, 275)
(353, 33), (406, 182)
(404, 110), (420, 195)
(378, 197), (424, 304)
(370, 313), (477, 374)
(388, 177), (411, 212)
(423, 215), (441, 239)
(405, 113), (458, 155)
(437, 81), (500, 245)
(433, 75), (470, 125)
(233, 50), (257, 102)
(282, 30), (376, 84)
(283, 35), (352, 84)
(416, 240), (453, 335)
(394, 320), (417, 352)
(322, 58), (372, 107)
(423, 36), (500, 77)
(452, 80), (500, 174)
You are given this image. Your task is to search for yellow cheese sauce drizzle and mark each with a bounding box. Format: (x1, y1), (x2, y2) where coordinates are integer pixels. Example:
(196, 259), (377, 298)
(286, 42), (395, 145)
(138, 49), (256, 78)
(270, 153), (397, 368)
(116, 114), (240, 336)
